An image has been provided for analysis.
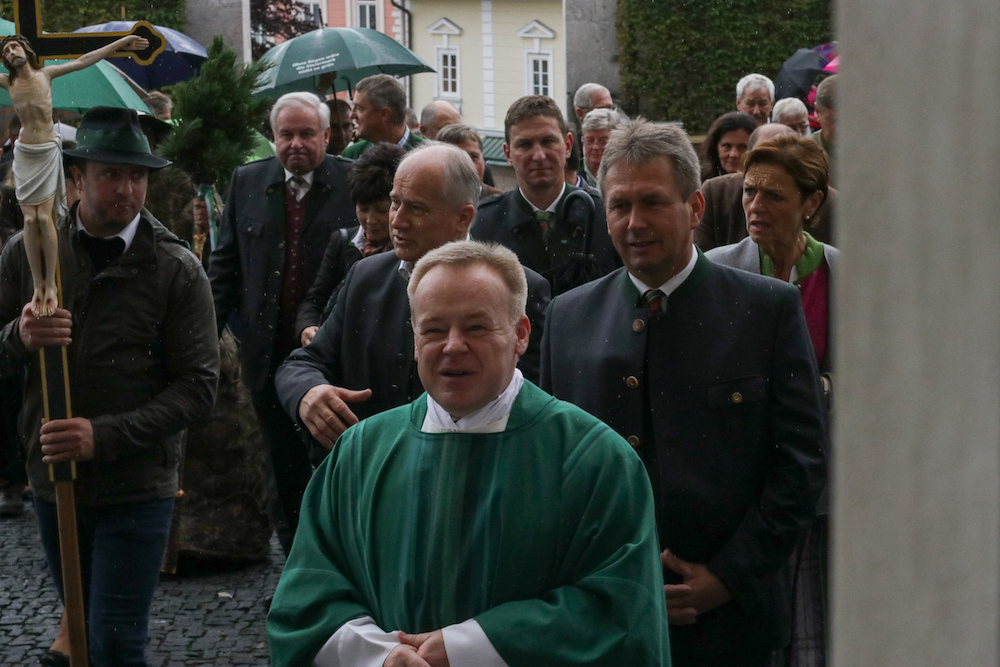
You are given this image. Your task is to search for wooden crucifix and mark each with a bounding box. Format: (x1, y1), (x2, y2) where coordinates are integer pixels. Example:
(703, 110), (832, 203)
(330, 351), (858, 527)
(5, 3), (165, 665)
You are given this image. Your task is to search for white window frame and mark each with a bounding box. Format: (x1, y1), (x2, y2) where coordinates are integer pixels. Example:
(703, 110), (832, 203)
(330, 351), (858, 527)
(357, 0), (378, 29)
(301, 0), (324, 25)
(525, 50), (554, 97)
(435, 45), (461, 99)
(516, 21), (556, 98)
(427, 18), (464, 103)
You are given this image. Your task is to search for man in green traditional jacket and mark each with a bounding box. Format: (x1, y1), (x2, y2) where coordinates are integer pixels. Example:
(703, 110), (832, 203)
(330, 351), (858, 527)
(268, 240), (670, 667)
(343, 74), (425, 159)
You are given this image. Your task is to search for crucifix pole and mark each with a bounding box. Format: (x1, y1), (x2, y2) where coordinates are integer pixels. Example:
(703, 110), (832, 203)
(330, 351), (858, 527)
(6, 3), (166, 665)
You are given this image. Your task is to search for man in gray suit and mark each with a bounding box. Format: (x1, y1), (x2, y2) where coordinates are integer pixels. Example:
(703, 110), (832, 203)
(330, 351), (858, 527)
(209, 92), (356, 554)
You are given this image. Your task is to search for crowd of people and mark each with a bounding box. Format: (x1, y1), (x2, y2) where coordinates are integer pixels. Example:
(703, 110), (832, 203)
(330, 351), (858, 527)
(0, 46), (839, 667)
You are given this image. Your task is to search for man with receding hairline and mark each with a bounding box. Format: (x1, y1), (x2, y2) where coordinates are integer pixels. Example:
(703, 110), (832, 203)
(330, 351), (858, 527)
(209, 91), (356, 554)
(268, 240), (669, 667)
(344, 74), (424, 158)
(418, 100), (462, 140)
(275, 144), (550, 451)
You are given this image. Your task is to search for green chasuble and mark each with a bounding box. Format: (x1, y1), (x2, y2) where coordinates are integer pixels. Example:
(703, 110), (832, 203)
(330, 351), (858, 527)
(267, 381), (670, 666)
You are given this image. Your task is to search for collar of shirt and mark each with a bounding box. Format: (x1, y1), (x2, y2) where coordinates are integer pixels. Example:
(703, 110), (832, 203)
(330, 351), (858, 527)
(519, 182), (566, 214)
(75, 209), (141, 253)
(398, 126), (411, 148)
(574, 174), (585, 188)
(351, 225), (366, 253)
(627, 246), (698, 297)
(397, 232), (472, 281)
(422, 369), (524, 434)
(284, 169), (314, 189)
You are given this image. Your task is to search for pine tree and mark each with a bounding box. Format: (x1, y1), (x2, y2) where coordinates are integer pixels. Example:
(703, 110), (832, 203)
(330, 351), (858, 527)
(159, 36), (271, 190)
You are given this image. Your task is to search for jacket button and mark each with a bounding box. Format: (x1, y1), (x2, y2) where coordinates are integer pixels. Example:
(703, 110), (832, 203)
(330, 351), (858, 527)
(278, 242), (285, 249)
(269, 297), (276, 304)
(632, 319), (645, 333)
(626, 375), (639, 389)
(274, 270), (281, 277)
(267, 324), (274, 330)
(731, 392), (743, 404)
(627, 435), (641, 448)
(131, 268), (138, 274)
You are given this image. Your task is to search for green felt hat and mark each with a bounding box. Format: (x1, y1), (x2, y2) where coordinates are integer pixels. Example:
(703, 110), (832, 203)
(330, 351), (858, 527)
(63, 106), (171, 170)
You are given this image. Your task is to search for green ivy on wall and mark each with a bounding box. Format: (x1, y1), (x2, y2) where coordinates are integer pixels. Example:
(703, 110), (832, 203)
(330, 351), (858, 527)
(35, 0), (186, 32)
(616, 0), (832, 134)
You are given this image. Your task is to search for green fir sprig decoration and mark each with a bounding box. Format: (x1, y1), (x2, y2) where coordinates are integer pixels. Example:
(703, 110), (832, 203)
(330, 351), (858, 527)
(160, 36), (271, 190)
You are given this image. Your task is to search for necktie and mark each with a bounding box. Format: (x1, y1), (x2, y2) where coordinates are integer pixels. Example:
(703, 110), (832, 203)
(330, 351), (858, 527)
(289, 176), (308, 201)
(642, 288), (665, 315)
(78, 231), (125, 272)
(534, 210), (552, 231)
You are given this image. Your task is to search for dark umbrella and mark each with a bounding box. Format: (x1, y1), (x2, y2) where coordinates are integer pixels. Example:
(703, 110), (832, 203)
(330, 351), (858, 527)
(74, 21), (208, 89)
(254, 27), (434, 99)
(774, 48), (827, 100)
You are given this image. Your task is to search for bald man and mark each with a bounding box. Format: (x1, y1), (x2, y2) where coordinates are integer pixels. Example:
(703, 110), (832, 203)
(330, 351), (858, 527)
(418, 100), (462, 140)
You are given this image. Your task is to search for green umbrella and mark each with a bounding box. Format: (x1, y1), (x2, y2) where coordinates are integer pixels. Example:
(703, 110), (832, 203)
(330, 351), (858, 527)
(254, 27), (434, 99)
(0, 17), (149, 113)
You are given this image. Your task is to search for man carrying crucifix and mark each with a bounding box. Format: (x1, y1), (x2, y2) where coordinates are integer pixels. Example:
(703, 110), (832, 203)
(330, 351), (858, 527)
(0, 32), (147, 317)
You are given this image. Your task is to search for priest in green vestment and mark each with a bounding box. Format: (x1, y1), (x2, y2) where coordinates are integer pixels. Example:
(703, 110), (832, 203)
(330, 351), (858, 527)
(267, 241), (670, 667)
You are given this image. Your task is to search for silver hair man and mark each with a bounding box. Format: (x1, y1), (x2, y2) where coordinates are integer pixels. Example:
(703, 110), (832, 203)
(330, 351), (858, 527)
(269, 92), (331, 133)
(772, 97), (811, 136)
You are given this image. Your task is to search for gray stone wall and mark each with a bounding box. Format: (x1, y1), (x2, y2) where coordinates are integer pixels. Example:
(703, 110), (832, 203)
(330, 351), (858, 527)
(185, 0), (252, 62)
(832, 0), (1000, 662)
(564, 0), (620, 121)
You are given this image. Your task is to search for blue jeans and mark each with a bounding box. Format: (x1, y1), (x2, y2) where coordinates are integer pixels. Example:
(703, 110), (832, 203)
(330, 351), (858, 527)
(35, 496), (174, 667)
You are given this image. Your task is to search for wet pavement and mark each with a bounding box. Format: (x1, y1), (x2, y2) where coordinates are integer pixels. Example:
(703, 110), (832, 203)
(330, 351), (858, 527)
(1, 501), (284, 666)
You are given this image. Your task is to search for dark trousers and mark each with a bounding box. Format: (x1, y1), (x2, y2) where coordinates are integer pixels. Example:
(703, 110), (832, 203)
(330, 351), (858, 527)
(0, 374), (26, 486)
(250, 375), (312, 556)
(35, 496), (174, 667)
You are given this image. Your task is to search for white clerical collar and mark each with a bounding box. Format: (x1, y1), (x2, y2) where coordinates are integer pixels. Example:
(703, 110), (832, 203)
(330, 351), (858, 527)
(398, 126), (411, 147)
(76, 209), (141, 253)
(628, 246), (698, 297)
(422, 369), (524, 434)
(519, 182), (566, 214)
(283, 168), (314, 187)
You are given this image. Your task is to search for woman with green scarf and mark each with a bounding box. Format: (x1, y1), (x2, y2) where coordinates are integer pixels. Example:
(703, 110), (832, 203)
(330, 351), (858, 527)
(706, 132), (837, 667)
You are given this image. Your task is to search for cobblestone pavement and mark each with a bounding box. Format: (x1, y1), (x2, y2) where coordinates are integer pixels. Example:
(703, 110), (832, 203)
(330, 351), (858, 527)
(1, 501), (285, 666)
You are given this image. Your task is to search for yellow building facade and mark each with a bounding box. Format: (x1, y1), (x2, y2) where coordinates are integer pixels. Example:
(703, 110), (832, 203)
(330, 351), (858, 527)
(409, 0), (566, 132)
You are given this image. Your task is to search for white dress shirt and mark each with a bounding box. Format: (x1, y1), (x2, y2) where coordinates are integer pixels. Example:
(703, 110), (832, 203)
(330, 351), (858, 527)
(627, 245), (698, 297)
(76, 210), (141, 253)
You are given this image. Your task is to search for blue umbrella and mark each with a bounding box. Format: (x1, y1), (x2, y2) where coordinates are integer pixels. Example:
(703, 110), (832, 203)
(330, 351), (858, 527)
(74, 21), (207, 89)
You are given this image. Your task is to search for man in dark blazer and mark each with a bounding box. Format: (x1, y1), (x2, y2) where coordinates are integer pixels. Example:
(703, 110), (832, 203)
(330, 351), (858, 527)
(540, 121), (827, 666)
(471, 95), (619, 295)
(209, 92), (357, 554)
(275, 143), (550, 449)
(695, 123), (837, 251)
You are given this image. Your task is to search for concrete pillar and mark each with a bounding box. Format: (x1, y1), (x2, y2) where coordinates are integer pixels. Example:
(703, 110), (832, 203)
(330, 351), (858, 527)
(185, 0), (252, 63)
(564, 0), (620, 115)
(832, 0), (1000, 663)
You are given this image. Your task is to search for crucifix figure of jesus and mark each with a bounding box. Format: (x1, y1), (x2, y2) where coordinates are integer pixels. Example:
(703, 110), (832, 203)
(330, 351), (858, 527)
(0, 33), (148, 316)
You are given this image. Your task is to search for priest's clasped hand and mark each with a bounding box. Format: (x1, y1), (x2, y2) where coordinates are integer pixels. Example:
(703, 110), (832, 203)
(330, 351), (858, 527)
(298, 384), (373, 448)
(383, 630), (450, 667)
(18, 302), (72, 351)
(661, 548), (733, 625)
(40, 418), (95, 463)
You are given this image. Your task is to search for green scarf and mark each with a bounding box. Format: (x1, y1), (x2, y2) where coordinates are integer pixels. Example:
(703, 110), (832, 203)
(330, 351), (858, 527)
(760, 232), (824, 284)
